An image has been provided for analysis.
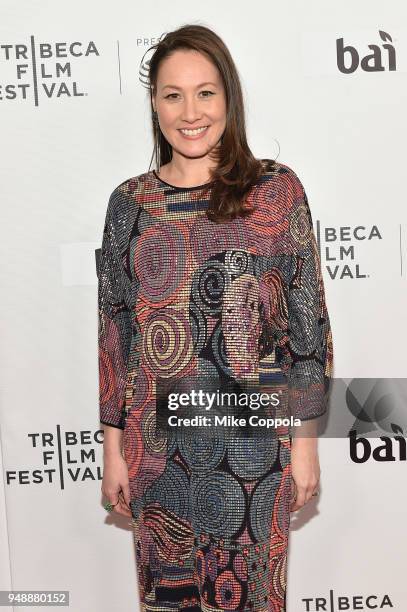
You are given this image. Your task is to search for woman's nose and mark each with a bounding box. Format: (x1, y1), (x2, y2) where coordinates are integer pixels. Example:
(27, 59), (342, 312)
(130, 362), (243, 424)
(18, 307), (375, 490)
(181, 98), (202, 122)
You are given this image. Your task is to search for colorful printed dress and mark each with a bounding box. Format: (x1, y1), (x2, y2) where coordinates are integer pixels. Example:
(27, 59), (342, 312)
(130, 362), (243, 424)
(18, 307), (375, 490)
(98, 159), (333, 611)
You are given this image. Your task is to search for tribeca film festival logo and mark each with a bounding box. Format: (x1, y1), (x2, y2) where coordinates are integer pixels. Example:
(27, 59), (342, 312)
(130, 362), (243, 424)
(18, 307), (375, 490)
(0, 37), (99, 105)
(317, 222), (381, 280)
(5, 425), (104, 488)
(337, 30), (396, 74)
(301, 589), (393, 611)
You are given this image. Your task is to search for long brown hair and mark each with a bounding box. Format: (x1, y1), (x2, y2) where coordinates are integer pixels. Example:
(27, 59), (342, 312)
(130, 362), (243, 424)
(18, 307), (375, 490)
(147, 24), (266, 224)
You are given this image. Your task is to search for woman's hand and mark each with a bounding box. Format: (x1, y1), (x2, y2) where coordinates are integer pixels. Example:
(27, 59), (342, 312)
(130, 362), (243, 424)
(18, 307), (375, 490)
(101, 425), (132, 518)
(290, 436), (320, 512)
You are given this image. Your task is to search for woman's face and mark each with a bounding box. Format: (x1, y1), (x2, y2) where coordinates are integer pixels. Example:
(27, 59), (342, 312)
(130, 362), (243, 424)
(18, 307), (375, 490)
(152, 49), (227, 160)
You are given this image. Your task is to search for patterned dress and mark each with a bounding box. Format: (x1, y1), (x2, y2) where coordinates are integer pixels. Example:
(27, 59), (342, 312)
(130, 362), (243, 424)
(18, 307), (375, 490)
(98, 159), (333, 611)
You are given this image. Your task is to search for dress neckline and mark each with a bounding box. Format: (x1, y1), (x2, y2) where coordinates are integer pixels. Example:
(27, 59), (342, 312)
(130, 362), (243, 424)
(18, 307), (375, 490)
(151, 169), (215, 191)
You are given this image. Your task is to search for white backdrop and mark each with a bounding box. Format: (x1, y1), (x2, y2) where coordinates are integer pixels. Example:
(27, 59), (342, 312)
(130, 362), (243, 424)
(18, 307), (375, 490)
(1, 1), (406, 610)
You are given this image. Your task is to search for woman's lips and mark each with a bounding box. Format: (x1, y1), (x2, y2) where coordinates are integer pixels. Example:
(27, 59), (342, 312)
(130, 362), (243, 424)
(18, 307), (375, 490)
(178, 126), (209, 140)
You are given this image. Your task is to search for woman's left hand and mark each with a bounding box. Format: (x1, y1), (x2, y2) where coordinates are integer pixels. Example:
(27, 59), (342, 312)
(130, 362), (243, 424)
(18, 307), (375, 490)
(290, 437), (320, 511)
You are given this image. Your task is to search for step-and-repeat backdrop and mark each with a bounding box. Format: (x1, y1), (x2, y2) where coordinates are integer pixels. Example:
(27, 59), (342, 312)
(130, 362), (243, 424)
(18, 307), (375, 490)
(1, 1), (406, 610)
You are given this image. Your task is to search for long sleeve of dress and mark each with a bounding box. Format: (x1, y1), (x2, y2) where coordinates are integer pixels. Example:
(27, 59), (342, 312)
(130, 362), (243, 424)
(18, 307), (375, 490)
(97, 188), (131, 430)
(283, 169), (334, 432)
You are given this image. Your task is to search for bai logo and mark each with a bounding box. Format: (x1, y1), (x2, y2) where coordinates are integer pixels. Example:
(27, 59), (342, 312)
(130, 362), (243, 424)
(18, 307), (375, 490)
(344, 379), (406, 463)
(349, 426), (406, 464)
(337, 30), (396, 74)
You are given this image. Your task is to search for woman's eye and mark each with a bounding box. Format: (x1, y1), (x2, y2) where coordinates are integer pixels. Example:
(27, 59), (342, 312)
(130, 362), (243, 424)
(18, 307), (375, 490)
(165, 91), (214, 99)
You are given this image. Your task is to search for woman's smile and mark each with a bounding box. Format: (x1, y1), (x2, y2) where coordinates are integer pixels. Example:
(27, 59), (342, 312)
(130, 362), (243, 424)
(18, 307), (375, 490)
(178, 125), (209, 139)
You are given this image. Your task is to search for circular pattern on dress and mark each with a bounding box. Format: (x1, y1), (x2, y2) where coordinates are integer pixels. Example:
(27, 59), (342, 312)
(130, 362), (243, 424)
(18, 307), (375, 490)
(249, 471), (282, 541)
(191, 260), (231, 317)
(144, 460), (191, 520)
(141, 402), (167, 455)
(130, 466), (166, 509)
(214, 569), (242, 610)
(289, 199), (312, 246)
(258, 267), (288, 329)
(143, 307), (194, 377)
(134, 223), (186, 304)
(245, 176), (291, 238)
(225, 250), (254, 278)
(227, 435), (279, 480)
(254, 254), (292, 285)
(190, 217), (248, 265)
(177, 433), (226, 475)
(190, 471), (246, 538)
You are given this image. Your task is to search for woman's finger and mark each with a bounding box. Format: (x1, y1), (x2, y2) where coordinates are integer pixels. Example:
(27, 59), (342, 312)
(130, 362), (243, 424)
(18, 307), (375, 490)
(116, 497), (132, 517)
(290, 483), (320, 511)
(120, 483), (131, 509)
(294, 486), (307, 510)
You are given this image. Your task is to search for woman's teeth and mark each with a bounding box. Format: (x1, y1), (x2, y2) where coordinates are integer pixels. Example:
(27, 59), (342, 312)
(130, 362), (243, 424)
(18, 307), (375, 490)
(179, 126), (208, 136)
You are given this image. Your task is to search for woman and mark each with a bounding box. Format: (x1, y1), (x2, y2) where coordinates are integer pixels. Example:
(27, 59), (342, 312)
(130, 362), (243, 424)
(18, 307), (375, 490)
(98, 23), (333, 611)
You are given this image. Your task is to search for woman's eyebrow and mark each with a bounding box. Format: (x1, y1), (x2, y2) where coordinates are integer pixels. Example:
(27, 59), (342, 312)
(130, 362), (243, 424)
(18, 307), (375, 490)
(162, 81), (218, 90)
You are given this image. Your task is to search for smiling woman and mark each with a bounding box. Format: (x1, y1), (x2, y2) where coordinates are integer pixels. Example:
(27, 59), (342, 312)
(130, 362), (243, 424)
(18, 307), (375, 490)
(98, 22), (333, 612)
(146, 26), (266, 220)
(151, 50), (227, 189)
